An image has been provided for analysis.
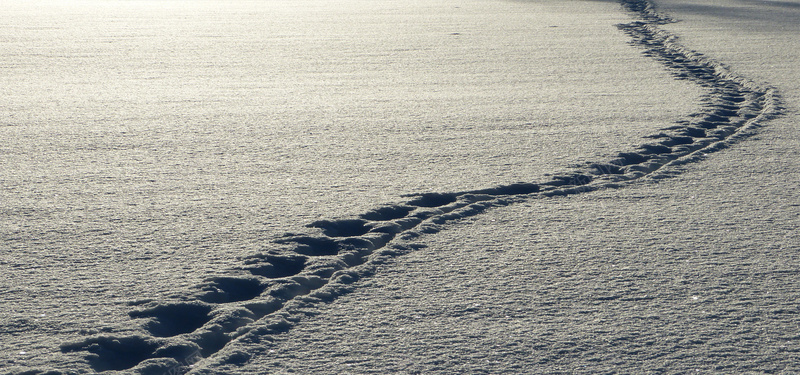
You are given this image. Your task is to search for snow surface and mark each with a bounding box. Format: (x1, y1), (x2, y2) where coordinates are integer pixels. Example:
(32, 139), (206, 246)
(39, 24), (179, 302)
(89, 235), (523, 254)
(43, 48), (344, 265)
(219, 1), (799, 373)
(1, 0), (796, 373)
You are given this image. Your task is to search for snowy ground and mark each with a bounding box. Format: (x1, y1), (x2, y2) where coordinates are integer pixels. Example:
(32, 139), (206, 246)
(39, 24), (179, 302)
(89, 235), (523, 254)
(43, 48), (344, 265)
(1, 0), (797, 373)
(218, 0), (800, 373)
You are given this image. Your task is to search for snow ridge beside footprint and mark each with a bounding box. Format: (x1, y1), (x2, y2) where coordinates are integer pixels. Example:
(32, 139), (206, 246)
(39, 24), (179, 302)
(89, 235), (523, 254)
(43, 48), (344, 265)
(51, 0), (780, 374)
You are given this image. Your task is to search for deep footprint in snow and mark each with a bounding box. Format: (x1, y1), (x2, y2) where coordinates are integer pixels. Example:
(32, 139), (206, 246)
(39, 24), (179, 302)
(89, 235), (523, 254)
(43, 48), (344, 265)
(307, 218), (371, 237)
(359, 205), (414, 221)
(61, 335), (160, 372)
(195, 277), (267, 304)
(405, 192), (459, 207)
(276, 236), (341, 256)
(53, 0), (780, 373)
(129, 302), (213, 337)
(242, 254), (308, 278)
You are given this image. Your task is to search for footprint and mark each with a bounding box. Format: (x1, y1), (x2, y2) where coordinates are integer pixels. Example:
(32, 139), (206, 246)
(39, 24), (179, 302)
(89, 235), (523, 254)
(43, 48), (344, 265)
(129, 302), (213, 337)
(406, 192), (458, 207)
(588, 163), (624, 175)
(545, 173), (593, 187)
(368, 221), (405, 234)
(721, 94), (745, 103)
(243, 254), (307, 278)
(338, 236), (383, 252)
(60, 335), (159, 371)
(614, 152), (650, 165)
(307, 219), (371, 237)
(244, 299), (285, 318)
(658, 135), (694, 146)
(277, 236), (340, 256)
(360, 205), (413, 221)
(393, 216), (424, 231)
(268, 279), (317, 300)
(196, 277), (267, 304)
(151, 342), (202, 364)
(680, 127), (707, 138)
(637, 144), (672, 154)
(468, 182), (541, 195)
(713, 108), (738, 118)
(193, 326), (232, 357)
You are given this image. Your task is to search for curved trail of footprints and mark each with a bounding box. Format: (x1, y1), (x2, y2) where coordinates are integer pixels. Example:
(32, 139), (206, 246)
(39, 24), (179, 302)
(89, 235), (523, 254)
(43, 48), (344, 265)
(57, 1), (780, 374)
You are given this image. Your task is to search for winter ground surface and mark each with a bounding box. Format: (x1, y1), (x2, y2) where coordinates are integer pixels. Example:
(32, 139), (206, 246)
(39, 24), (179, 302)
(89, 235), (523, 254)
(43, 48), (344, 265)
(212, 1), (800, 374)
(0, 0), (796, 373)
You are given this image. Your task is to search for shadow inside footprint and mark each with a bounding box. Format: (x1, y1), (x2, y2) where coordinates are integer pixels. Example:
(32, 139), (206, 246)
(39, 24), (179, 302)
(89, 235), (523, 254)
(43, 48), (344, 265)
(615, 152), (650, 165)
(546, 174), (593, 186)
(307, 219), (370, 237)
(406, 192), (457, 207)
(360, 205), (413, 221)
(197, 277), (266, 304)
(638, 144), (672, 154)
(244, 299), (284, 318)
(680, 127), (706, 138)
(277, 236), (340, 256)
(245, 254), (307, 278)
(269, 279), (315, 300)
(588, 163), (623, 175)
(129, 302), (213, 337)
(61, 335), (158, 371)
(195, 328), (232, 357)
(659, 136), (694, 146)
(470, 182), (540, 195)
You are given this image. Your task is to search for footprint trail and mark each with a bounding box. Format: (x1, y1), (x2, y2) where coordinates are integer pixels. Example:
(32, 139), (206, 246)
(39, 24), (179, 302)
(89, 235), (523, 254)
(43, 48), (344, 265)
(55, 0), (780, 374)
